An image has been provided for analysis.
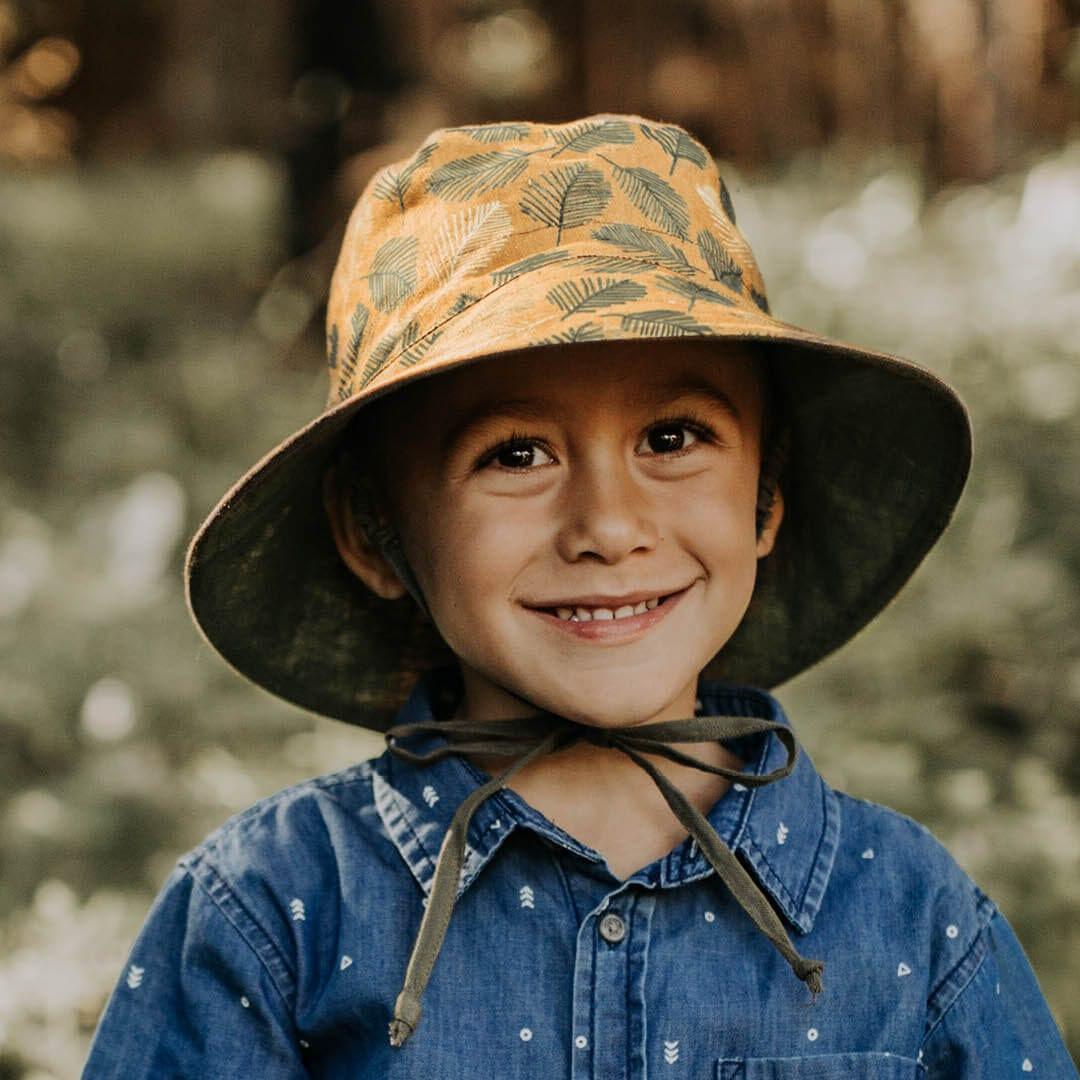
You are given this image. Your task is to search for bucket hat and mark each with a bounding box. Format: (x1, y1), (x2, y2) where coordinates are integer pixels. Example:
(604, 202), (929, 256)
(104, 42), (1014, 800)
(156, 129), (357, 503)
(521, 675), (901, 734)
(184, 112), (971, 731)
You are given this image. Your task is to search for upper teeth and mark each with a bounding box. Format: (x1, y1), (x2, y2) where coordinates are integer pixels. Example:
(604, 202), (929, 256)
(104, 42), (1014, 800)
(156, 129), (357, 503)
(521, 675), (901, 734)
(554, 597), (661, 621)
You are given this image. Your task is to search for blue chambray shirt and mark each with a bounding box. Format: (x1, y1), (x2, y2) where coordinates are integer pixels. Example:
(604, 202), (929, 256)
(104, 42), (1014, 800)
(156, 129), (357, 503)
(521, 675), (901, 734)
(83, 670), (1077, 1078)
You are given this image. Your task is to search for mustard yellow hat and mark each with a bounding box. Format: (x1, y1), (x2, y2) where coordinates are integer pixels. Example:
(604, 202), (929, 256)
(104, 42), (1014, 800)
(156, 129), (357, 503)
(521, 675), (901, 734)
(184, 113), (971, 729)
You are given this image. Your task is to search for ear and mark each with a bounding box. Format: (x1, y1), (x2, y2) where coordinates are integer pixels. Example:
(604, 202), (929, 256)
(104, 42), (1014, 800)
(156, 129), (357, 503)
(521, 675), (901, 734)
(756, 483), (784, 559)
(322, 463), (408, 600)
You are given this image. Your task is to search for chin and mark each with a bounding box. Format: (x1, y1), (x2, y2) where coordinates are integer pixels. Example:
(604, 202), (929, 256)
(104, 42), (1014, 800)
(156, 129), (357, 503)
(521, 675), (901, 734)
(536, 677), (688, 728)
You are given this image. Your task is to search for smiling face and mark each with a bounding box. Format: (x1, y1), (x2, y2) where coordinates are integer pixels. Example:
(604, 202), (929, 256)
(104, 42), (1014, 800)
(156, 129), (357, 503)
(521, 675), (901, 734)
(327, 338), (783, 729)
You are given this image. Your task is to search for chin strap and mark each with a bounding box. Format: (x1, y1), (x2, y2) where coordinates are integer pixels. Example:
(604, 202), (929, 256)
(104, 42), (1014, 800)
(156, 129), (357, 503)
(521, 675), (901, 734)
(382, 710), (824, 1048)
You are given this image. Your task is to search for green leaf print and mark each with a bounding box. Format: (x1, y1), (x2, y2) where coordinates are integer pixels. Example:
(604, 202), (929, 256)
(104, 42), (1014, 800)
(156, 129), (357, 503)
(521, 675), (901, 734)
(446, 292), (479, 316)
(548, 118), (635, 156)
(373, 142), (437, 212)
(639, 123), (709, 175)
(599, 155), (690, 239)
(537, 321), (605, 345)
(655, 274), (734, 311)
(326, 323), (339, 369)
(545, 277), (647, 320)
(448, 123), (530, 143)
(338, 304), (370, 385)
(490, 250), (573, 285)
(519, 163), (613, 244)
(696, 230), (743, 292)
(602, 308), (713, 337)
(357, 319), (420, 390)
(425, 149), (533, 200)
(398, 327), (444, 368)
(591, 222), (696, 275)
(573, 255), (657, 273)
(366, 236), (418, 313)
(719, 177), (737, 224)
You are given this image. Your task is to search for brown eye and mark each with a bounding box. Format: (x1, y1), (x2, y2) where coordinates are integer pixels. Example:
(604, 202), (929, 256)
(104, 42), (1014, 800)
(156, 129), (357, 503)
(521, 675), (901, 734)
(641, 422), (703, 455)
(491, 440), (555, 470)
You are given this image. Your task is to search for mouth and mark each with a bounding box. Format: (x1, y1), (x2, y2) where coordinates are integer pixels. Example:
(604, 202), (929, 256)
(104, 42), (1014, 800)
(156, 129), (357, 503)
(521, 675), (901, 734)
(523, 585), (693, 640)
(530, 590), (682, 621)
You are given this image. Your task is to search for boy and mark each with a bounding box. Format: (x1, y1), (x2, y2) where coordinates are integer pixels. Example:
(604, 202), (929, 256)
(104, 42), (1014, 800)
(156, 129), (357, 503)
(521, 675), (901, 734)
(83, 115), (1077, 1077)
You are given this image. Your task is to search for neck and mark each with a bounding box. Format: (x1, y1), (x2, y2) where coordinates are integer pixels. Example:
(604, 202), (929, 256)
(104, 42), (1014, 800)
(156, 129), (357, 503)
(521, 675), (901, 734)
(448, 680), (745, 880)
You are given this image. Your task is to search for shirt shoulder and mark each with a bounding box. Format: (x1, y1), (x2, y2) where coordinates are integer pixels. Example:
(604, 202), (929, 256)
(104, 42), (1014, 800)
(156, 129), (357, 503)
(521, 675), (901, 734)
(177, 758), (404, 950)
(827, 789), (997, 1021)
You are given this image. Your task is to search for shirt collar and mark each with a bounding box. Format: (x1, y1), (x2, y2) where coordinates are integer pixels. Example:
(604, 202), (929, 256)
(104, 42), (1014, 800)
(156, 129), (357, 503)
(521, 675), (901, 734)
(370, 667), (839, 935)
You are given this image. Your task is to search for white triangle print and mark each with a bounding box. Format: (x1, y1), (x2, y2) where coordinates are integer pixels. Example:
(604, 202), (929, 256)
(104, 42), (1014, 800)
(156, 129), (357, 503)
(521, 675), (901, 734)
(340, 955), (353, 971)
(897, 962), (912, 977)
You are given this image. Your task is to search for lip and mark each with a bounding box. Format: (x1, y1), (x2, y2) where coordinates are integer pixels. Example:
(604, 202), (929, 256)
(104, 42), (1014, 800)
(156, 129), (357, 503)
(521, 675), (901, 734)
(525, 584), (693, 642)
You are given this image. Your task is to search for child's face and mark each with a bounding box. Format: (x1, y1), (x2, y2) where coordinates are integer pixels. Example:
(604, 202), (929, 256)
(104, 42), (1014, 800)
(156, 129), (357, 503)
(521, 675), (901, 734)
(333, 339), (782, 728)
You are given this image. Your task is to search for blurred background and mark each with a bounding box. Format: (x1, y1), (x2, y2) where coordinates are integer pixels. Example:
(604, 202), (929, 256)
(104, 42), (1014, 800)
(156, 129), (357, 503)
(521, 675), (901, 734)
(1, 0), (1078, 1074)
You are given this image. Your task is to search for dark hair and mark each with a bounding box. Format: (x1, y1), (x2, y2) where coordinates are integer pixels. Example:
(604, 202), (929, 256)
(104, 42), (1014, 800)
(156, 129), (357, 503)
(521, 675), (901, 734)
(755, 350), (790, 538)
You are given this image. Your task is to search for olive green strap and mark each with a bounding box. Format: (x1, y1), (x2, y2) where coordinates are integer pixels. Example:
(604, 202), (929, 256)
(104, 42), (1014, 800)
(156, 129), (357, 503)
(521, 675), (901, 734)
(384, 712), (823, 1048)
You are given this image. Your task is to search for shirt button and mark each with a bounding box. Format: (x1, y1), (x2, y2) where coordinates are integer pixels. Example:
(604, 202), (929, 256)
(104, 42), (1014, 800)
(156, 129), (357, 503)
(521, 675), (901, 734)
(598, 912), (626, 944)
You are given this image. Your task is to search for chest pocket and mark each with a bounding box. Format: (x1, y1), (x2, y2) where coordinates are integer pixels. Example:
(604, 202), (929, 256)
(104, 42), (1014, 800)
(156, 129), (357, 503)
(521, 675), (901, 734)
(716, 1053), (923, 1079)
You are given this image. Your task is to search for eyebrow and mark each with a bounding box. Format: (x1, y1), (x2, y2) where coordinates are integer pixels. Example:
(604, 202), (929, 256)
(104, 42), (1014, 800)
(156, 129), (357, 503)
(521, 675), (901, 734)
(440, 374), (743, 457)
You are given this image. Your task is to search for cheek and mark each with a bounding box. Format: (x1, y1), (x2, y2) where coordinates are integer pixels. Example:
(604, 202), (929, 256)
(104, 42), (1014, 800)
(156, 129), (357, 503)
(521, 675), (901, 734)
(414, 493), (542, 611)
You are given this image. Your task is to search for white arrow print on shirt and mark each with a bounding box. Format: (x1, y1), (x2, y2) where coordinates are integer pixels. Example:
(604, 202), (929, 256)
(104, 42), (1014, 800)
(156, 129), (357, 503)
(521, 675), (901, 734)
(126, 965), (144, 989)
(663, 1039), (679, 1064)
(776, 822), (789, 845)
(422, 784), (440, 807)
(519, 885), (535, 909)
(289, 898), (306, 922)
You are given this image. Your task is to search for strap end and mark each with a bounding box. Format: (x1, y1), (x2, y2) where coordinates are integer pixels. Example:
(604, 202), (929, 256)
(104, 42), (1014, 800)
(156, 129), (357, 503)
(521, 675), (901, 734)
(388, 989), (422, 1048)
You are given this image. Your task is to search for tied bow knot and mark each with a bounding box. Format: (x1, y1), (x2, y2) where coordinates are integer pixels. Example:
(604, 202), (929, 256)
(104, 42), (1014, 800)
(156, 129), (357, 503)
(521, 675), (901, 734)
(384, 709), (824, 1048)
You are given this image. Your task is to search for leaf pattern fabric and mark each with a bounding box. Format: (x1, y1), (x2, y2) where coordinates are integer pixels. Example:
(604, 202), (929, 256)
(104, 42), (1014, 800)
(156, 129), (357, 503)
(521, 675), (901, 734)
(600, 155), (691, 239)
(545, 277), (647, 319)
(426, 150), (533, 200)
(548, 118), (636, 156)
(338, 304), (370, 385)
(590, 222), (697, 275)
(325, 113), (778, 402)
(373, 142), (437, 212)
(518, 163), (613, 244)
(655, 274), (734, 311)
(640, 122), (710, 174)
(366, 236), (417, 313)
(449, 123), (530, 143)
(423, 202), (512, 285)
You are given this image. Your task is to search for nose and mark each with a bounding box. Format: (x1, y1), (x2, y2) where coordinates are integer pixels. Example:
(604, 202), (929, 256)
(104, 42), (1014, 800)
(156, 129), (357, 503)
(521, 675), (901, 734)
(554, 450), (659, 564)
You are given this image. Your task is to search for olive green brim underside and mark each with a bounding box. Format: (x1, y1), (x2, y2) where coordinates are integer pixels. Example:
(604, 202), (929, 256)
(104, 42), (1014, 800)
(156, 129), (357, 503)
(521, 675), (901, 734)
(185, 315), (970, 732)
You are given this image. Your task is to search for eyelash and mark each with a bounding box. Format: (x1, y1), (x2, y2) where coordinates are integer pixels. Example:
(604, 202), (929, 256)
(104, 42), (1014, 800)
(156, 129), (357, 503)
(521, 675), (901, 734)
(475, 412), (720, 472)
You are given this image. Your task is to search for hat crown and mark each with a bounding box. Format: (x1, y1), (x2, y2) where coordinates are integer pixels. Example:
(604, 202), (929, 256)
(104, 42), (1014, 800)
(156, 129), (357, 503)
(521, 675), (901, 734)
(325, 114), (770, 406)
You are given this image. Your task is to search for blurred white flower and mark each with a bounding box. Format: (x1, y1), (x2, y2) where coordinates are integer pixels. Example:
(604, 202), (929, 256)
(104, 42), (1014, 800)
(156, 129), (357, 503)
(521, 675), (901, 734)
(80, 676), (138, 741)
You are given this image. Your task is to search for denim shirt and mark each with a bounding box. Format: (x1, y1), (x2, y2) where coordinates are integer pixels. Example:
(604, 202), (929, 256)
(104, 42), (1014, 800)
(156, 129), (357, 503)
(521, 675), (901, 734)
(83, 671), (1077, 1078)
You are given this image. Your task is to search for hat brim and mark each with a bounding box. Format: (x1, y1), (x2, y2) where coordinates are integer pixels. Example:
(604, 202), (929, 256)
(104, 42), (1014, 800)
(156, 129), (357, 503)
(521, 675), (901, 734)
(185, 257), (971, 730)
